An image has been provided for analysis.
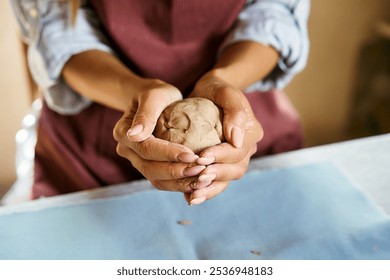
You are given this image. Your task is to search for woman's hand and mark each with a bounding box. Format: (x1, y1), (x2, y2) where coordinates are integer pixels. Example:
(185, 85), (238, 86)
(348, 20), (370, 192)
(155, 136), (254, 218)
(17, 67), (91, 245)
(182, 41), (278, 205)
(113, 79), (206, 194)
(185, 71), (264, 205)
(63, 50), (206, 195)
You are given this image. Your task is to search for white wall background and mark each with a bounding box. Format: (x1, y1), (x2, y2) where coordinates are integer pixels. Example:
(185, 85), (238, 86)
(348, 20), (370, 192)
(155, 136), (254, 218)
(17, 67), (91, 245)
(0, 1), (30, 197)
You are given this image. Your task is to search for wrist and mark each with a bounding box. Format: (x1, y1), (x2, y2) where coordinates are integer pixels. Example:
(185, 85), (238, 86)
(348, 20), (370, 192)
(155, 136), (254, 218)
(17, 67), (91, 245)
(204, 68), (244, 89)
(118, 76), (164, 108)
(207, 41), (279, 90)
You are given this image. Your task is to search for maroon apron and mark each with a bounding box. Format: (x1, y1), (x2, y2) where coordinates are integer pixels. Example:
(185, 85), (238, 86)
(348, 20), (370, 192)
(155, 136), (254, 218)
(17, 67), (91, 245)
(33, 0), (303, 198)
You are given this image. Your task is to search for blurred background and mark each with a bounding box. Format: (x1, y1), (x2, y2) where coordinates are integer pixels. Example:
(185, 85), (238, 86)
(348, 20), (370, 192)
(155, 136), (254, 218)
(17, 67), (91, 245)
(1, 0), (390, 199)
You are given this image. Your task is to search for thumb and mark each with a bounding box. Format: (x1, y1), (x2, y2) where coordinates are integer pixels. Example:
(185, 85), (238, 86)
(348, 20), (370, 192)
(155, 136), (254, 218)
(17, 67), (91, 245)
(223, 101), (247, 148)
(127, 87), (182, 142)
(214, 88), (247, 148)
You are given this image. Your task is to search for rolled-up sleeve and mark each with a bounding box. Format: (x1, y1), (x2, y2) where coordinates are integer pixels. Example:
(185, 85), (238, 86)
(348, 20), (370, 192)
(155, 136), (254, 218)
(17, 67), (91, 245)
(220, 0), (310, 91)
(10, 0), (113, 115)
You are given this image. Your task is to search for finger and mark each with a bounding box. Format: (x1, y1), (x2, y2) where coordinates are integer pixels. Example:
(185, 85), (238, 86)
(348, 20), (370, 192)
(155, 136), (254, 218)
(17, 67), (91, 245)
(113, 91), (198, 164)
(199, 158), (249, 182)
(128, 86), (182, 142)
(116, 125), (198, 163)
(188, 181), (230, 205)
(116, 144), (205, 180)
(126, 135), (198, 163)
(192, 85), (248, 148)
(198, 142), (247, 165)
(152, 176), (207, 193)
(113, 105), (137, 143)
(214, 87), (248, 148)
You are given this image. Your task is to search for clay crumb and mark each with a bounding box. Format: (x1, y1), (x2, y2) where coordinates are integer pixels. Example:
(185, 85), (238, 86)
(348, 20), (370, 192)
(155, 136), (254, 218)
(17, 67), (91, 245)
(250, 250), (261, 256)
(177, 220), (192, 225)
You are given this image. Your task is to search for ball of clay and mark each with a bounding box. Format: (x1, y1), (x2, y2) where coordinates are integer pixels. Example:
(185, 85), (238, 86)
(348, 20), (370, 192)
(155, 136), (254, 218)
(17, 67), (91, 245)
(154, 97), (224, 154)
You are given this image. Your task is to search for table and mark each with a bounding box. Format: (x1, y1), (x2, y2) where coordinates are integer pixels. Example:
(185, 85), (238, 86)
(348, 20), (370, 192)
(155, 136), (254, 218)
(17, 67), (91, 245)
(2, 133), (389, 216)
(249, 133), (390, 215)
(0, 134), (389, 260)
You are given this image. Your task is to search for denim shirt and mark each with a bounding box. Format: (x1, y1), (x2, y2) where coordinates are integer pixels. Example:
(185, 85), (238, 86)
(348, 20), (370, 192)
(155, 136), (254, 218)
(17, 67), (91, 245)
(10, 0), (310, 115)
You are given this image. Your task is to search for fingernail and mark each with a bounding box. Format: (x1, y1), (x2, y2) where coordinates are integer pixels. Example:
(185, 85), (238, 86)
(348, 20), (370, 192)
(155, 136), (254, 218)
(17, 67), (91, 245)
(184, 165), (206, 176)
(198, 173), (216, 182)
(127, 124), (144, 137)
(232, 126), (244, 148)
(197, 156), (215, 165)
(178, 153), (199, 163)
(190, 196), (207, 205)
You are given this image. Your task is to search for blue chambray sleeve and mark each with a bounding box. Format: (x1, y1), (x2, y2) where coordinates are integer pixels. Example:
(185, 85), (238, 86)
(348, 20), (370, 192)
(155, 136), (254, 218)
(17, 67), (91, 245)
(10, 0), (113, 115)
(220, 0), (310, 91)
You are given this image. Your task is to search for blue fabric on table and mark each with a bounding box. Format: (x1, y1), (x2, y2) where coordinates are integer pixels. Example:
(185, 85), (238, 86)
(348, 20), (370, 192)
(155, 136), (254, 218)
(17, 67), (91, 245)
(0, 162), (389, 259)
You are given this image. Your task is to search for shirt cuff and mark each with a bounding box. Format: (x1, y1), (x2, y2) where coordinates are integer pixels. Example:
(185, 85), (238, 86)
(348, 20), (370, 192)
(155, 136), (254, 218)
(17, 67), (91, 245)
(220, 0), (310, 91)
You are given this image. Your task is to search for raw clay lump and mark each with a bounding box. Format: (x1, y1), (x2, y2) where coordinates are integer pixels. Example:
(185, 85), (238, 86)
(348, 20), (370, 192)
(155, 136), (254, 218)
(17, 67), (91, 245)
(154, 97), (224, 154)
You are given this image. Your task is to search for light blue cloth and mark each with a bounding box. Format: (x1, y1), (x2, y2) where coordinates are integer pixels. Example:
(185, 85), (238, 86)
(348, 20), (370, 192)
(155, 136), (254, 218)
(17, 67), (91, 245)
(0, 162), (389, 260)
(10, 0), (310, 115)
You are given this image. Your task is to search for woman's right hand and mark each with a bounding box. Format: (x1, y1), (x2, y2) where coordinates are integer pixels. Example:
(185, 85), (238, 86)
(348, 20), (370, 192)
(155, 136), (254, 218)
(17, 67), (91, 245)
(113, 79), (206, 195)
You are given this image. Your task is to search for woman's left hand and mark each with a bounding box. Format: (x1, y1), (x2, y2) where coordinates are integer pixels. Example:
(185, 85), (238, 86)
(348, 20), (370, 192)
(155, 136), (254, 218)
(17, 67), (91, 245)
(186, 71), (263, 205)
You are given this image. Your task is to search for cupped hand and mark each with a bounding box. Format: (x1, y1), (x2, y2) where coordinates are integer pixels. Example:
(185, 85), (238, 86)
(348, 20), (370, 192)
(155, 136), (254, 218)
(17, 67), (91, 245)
(113, 79), (205, 194)
(185, 71), (264, 205)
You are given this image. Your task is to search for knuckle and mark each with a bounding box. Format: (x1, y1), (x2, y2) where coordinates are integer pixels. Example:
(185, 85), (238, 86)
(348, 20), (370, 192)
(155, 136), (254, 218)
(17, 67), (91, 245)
(137, 161), (151, 179)
(133, 111), (149, 124)
(238, 110), (248, 122)
(135, 141), (152, 159)
(115, 144), (124, 156)
(163, 142), (181, 162)
(255, 121), (264, 142)
(113, 125), (120, 141)
(219, 86), (237, 98)
(151, 180), (164, 190)
(169, 163), (183, 179)
(250, 145), (258, 157)
(144, 90), (156, 99)
(116, 144), (139, 168)
(177, 178), (194, 193)
(113, 122), (126, 142)
(236, 163), (248, 179)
